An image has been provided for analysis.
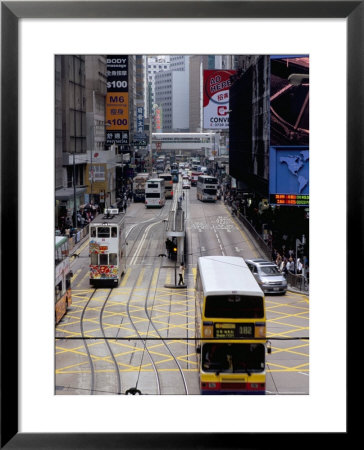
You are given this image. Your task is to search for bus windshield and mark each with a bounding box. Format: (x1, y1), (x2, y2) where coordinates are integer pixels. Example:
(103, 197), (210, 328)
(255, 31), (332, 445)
(202, 177), (218, 184)
(204, 295), (264, 318)
(202, 343), (265, 373)
(204, 188), (217, 195)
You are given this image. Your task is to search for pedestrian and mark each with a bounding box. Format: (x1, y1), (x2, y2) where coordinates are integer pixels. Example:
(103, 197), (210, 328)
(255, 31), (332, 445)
(275, 252), (282, 268)
(280, 257), (287, 273)
(296, 258), (303, 274)
(178, 262), (185, 286)
(287, 257), (295, 273)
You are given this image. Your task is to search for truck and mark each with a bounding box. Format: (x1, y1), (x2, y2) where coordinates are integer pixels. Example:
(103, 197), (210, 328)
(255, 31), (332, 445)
(132, 173), (150, 202)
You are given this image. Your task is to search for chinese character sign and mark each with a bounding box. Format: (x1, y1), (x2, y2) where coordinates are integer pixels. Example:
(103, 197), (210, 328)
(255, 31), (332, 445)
(203, 70), (235, 130)
(106, 56), (129, 145)
(136, 106), (144, 133)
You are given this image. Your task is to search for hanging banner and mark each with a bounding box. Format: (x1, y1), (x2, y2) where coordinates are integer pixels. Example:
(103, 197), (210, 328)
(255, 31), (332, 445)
(106, 56), (129, 145)
(203, 70), (235, 130)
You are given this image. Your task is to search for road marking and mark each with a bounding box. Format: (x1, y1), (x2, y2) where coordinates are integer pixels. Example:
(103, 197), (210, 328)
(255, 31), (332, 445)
(120, 268), (131, 287)
(71, 269), (82, 283)
(136, 268), (145, 287)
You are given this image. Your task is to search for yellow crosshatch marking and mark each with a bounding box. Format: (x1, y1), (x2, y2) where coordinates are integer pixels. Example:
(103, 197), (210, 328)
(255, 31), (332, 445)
(57, 273), (309, 378)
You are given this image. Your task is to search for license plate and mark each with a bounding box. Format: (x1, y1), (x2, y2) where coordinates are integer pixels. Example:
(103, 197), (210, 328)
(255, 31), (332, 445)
(273, 287), (280, 291)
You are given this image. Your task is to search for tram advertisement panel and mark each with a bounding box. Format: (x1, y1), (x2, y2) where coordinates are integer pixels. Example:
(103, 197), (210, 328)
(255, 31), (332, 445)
(203, 70), (235, 130)
(106, 56), (129, 146)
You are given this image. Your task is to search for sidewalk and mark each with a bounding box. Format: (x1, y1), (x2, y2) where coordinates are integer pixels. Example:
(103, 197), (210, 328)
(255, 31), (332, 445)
(68, 228), (90, 260)
(226, 204), (309, 295)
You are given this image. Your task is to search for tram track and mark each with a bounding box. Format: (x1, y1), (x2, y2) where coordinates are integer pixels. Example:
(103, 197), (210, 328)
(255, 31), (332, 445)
(58, 195), (191, 395)
(80, 287), (122, 395)
(120, 221), (189, 395)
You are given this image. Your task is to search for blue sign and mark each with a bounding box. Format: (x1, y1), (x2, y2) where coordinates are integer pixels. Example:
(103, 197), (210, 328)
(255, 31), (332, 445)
(269, 146), (309, 203)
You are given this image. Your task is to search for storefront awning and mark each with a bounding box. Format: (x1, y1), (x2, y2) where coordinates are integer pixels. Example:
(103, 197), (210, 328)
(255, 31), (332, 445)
(55, 187), (86, 201)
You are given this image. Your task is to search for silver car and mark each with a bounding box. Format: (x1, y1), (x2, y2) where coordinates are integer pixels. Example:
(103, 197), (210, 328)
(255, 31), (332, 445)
(245, 259), (287, 295)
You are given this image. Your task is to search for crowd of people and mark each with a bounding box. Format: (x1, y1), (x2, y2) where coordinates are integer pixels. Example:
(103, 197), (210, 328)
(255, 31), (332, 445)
(271, 248), (308, 278)
(220, 178), (309, 280)
(58, 204), (100, 237)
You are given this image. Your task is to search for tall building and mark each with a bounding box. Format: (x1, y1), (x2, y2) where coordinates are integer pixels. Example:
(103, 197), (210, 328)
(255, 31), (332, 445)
(55, 55), (87, 227)
(147, 56), (170, 107)
(85, 55), (107, 155)
(154, 55), (190, 132)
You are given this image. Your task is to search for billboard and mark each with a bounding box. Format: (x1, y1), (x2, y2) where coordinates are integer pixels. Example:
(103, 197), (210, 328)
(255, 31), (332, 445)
(269, 146), (309, 206)
(106, 56), (129, 146)
(270, 57), (309, 146)
(203, 70), (235, 130)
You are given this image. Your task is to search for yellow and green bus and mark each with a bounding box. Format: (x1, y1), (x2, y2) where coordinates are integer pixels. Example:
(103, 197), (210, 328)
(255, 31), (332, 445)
(195, 256), (267, 394)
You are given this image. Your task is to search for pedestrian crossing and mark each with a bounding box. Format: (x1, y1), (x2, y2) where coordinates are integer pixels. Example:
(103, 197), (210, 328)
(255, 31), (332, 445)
(71, 266), (197, 290)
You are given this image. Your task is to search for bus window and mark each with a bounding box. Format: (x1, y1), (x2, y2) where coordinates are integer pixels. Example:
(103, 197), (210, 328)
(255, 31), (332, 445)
(202, 343), (265, 373)
(111, 227), (117, 237)
(91, 227), (96, 237)
(90, 253), (98, 265)
(109, 253), (117, 265)
(97, 227), (110, 237)
(202, 344), (230, 372)
(100, 254), (108, 265)
(204, 295), (264, 319)
(146, 193), (160, 198)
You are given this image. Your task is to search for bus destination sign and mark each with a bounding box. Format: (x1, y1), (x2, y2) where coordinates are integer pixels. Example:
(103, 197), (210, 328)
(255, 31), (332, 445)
(215, 323), (254, 338)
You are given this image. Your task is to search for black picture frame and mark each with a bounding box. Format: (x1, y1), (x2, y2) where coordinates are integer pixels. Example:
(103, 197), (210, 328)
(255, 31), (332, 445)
(1, 1), (356, 448)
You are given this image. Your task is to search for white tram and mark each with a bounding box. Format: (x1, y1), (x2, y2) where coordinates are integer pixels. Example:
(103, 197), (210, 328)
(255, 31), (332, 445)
(89, 208), (126, 286)
(145, 178), (165, 208)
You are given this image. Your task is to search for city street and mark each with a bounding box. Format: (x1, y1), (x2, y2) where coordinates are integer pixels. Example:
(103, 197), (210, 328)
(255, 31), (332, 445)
(55, 182), (309, 395)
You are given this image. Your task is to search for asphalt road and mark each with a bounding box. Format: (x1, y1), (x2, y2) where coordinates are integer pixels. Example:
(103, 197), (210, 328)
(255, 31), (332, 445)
(55, 182), (309, 395)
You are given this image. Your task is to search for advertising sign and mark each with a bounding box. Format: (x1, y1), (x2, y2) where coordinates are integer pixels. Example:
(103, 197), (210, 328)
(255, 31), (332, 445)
(203, 70), (236, 130)
(270, 56), (309, 146)
(106, 56), (129, 145)
(136, 106), (144, 133)
(269, 146), (309, 206)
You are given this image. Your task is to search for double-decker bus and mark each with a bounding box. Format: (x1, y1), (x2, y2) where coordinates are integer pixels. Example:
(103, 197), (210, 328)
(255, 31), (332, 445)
(89, 208), (126, 286)
(158, 173), (173, 199)
(196, 175), (218, 202)
(132, 173), (149, 202)
(195, 256), (267, 394)
(55, 236), (73, 324)
(155, 155), (166, 172)
(145, 178), (165, 208)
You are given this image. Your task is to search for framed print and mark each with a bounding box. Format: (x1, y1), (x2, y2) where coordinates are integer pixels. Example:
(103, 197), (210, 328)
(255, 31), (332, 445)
(1, 0), (357, 447)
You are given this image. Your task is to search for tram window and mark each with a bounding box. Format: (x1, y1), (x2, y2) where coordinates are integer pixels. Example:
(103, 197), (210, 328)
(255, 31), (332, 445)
(97, 227), (110, 237)
(90, 253), (98, 265)
(99, 254), (108, 265)
(91, 227), (96, 237)
(55, 281), (62, 301)
(109, 253), (117, 265)
(111, 227), (117, 237)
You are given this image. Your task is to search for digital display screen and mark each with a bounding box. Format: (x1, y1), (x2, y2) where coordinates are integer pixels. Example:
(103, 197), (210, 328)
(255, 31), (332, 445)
(215, 323), (254, 338)
(269, 194), (309, 206)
